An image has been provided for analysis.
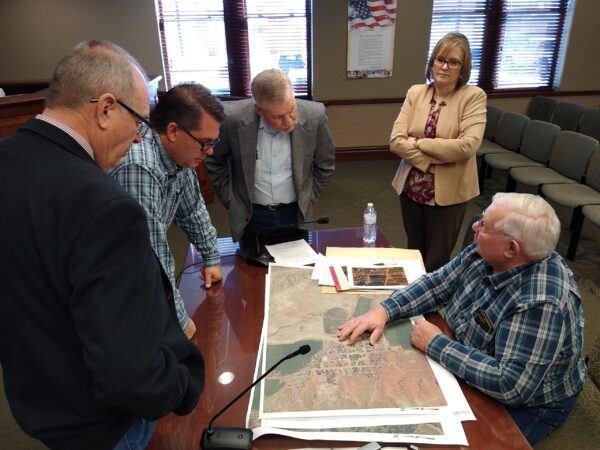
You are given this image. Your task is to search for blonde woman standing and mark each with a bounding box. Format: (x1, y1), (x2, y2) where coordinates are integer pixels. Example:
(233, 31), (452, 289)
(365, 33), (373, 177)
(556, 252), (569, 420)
(391, 32), (486, 272)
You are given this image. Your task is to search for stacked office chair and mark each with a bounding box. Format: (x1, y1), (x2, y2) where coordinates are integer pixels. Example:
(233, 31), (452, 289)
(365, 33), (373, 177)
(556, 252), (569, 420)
(476, 111), (530, 192)
(482, 105), (503, 143)
(485, 120), (560, 191)
(541, 149), (600, 260)
(551, 101), (586, 131)
(578, 108), (600, 141)
(509, 130), (597, 193)
(527, 95), (558, 122)
(476, 105), (503, 190)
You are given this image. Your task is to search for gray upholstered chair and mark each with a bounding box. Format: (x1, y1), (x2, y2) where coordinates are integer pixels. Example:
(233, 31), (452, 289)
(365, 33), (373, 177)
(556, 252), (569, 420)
(483, 104), (503, 142)
(541, 149), (600, 260)
(527, 95), (558, 122)
(485, 120), (560, 191)
(551, 101), (586, 131)
(509, 131), (597, 194)
(578, 108), (600, 141)
(477, 111), (529, 192)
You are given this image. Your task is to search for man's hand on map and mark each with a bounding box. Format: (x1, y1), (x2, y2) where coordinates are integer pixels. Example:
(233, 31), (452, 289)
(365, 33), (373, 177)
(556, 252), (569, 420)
(337, 304), (389, 346)
(411, 318), (443, 352)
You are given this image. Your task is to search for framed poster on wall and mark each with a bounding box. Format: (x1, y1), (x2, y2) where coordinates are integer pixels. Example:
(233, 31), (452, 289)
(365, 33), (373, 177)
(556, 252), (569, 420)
(347, 0), (397, 79)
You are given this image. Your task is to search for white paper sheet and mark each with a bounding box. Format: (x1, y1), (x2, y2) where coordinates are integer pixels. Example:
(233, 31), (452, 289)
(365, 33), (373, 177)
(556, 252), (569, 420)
(265, 239), (318, 266)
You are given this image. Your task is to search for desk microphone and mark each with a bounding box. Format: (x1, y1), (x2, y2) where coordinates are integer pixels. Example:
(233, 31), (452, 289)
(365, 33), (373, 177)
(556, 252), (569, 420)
(247, 217), (330, 267)
(200, 344), (311, 450)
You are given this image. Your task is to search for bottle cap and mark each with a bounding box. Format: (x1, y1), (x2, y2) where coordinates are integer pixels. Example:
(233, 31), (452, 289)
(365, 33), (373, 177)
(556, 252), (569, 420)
(367, 202), (373, 207)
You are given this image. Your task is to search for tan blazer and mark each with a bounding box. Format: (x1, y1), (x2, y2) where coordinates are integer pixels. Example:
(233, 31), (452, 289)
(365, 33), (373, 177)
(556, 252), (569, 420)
(390, 83), (487, 205)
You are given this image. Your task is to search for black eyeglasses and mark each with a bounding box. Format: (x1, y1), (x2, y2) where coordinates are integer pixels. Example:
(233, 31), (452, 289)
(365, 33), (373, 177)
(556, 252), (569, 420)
(89, 98), (153, 137)
(182, 128), (221, 152)
(433, 56), (462, 70)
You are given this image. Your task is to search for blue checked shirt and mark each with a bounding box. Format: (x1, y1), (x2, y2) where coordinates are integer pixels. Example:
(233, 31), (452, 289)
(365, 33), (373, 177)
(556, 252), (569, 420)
(381, 244), (587, 407)
(111, 131), (220, 330)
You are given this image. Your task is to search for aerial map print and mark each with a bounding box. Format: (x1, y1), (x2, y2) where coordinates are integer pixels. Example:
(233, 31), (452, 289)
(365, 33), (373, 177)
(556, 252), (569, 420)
(247, 339), (445, 438)
(261, 265), (447, 417)
(350, 266), (409, 287)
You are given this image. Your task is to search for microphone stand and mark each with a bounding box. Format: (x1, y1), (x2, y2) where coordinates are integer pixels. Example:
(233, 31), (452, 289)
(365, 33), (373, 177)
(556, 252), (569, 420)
(245, 227), (275, 267)
(200, 345), (311, 450)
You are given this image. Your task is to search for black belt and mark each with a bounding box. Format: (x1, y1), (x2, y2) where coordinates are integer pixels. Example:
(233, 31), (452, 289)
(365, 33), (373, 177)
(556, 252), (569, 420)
(253, 202), (296, 211)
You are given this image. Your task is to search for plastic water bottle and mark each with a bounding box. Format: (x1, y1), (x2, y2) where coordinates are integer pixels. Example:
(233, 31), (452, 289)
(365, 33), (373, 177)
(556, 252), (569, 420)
(363, 203), (377, 244)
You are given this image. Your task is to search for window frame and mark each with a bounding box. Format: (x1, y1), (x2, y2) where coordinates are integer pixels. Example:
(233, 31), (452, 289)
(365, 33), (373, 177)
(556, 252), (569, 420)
(430, 0), (572, 93)
(156, 0), (312, 98)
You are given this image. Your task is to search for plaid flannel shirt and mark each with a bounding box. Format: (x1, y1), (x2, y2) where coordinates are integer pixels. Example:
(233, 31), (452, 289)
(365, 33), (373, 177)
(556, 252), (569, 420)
(111, 131), (220, 330)
(381, 244), (587, 407)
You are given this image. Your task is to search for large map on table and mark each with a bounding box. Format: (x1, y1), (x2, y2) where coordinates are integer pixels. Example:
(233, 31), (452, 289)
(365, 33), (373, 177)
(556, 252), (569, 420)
(261, 264), (447, 417)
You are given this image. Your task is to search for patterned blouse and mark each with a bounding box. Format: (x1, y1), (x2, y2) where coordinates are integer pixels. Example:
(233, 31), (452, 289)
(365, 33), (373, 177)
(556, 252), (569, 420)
(404, 95), (446, 205)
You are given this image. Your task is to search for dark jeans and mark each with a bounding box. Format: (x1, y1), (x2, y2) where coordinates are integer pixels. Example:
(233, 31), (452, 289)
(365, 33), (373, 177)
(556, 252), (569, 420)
(244, 202), (299, 236)
(507, 392), (581, 446)
(112, 418), (156, 450)
(238, 203), (300, 258)
(399, 193), (466, 272)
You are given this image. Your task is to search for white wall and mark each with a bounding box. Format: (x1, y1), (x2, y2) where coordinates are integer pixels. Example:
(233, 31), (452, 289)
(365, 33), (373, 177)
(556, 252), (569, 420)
(0, 0), (165, 87)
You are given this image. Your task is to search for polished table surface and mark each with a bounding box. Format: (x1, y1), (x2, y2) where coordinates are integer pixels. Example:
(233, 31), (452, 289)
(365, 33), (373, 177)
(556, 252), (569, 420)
(148, 228), (532, 450)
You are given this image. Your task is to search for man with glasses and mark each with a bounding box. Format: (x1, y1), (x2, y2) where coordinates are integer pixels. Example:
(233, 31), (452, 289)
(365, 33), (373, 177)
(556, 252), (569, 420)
(206, 69), (335, 245)
(338, 192), (587, 446)
(111, 82), (224, 339)
(0, 41), (204, 449)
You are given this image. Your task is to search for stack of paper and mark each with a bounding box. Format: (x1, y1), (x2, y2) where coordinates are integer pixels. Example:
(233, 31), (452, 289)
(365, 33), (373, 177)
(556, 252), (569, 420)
(312, 247), (425, 292)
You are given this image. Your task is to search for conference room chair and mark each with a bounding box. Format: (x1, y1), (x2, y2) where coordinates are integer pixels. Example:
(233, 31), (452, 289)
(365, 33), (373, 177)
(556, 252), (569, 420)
(578, 108), (600, 141)
(551, 101), (586, 131)
(527, 95), (558, 122)
(541, 149), (600, 260)
(476, 111), (530, 192)
(483, 105), (503, 142)
(461, 213), (482, 250)
(508, 130), (597, 194)
(476, 105), (503, 189)
(485, 120), (560, 191)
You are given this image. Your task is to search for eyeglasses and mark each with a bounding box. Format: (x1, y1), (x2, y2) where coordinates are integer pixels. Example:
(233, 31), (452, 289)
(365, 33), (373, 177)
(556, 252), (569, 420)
(182, 128), (221, 152)
(89, 98), (153, 138)
(474, 218), (509, 237)
(433, 57), (462, 70)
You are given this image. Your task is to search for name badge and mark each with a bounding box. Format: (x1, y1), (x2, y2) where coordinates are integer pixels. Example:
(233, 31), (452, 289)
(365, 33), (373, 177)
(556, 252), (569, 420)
(474, 308), (494, 333)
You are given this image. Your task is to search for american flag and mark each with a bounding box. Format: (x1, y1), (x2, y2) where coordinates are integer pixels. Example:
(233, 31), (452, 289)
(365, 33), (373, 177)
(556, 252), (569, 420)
(348, 0), (397, 29)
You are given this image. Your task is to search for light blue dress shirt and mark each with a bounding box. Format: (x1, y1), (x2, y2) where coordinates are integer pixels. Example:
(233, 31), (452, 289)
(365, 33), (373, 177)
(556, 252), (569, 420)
(253, 117), (296, 205)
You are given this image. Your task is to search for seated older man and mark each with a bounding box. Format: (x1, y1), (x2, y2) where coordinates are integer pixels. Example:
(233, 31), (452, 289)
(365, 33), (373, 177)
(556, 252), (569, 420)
(338, 192), (587, 446)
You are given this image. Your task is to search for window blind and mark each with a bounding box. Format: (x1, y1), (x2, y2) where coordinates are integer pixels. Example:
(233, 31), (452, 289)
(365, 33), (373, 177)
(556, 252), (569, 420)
(156, 0), (310, 96)
(430, 0), (572, 91)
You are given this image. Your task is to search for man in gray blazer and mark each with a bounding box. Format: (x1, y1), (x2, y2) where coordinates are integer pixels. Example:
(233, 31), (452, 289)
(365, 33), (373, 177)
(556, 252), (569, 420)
(206, 69), (335, 242)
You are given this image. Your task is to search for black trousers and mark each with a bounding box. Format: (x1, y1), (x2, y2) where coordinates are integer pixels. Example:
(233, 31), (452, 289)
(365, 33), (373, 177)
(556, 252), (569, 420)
(400, 192), (467, 272)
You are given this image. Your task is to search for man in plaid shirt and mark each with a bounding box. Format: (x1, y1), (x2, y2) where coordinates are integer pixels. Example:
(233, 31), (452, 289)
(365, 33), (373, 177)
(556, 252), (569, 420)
(112, 83), (224, 339)
(338, 192), (587, 445)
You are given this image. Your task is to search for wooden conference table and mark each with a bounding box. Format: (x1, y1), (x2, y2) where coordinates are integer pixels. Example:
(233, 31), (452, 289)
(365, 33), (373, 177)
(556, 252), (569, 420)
(148, 227), (532, 450)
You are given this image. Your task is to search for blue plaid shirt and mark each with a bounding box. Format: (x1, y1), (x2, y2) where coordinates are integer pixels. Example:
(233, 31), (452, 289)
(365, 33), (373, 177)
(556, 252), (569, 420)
(382, 244), (587, 407)
(111, 131), (220, 330)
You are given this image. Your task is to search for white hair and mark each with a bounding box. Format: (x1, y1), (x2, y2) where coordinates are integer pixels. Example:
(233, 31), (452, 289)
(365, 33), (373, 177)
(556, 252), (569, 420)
(492, 192), (561, 259)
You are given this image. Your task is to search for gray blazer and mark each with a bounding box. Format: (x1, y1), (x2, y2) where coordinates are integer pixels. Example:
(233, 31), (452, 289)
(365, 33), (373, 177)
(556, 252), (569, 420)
(206, 98), (335, 241)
